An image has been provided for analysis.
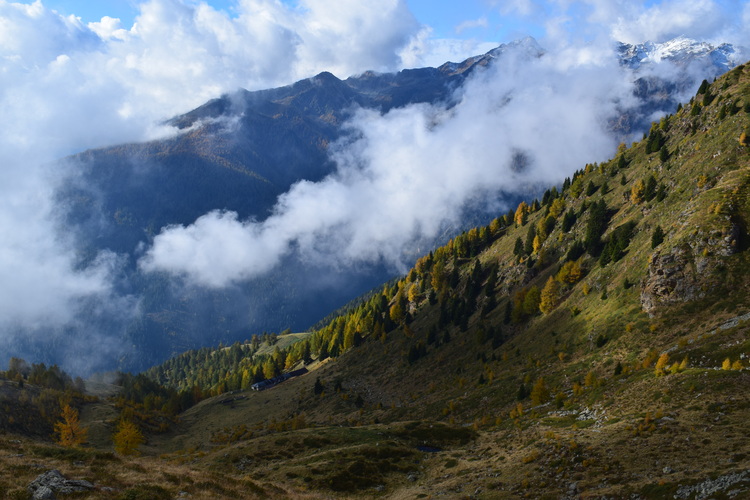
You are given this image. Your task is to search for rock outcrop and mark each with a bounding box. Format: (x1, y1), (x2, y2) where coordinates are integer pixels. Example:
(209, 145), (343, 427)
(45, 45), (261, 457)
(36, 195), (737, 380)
(28, 470), (94, 500)
(640, 247), (704, 315)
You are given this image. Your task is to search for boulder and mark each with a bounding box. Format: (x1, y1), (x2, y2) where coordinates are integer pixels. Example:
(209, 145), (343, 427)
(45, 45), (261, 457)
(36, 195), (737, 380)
(28, 470), (94, 500)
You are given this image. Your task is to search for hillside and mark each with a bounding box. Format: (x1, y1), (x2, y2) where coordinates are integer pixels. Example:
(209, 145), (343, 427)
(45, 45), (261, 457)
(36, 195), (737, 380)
(146, 62), (750, 497)
(1, 59), (749, 500)
(38, 37), (740, 375)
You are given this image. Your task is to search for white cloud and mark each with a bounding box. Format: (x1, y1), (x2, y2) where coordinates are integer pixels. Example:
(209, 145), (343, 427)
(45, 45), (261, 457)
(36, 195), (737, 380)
(0, 0), (425, 371)
(141, 42), (632, 287)
(399, 28), (499, 67)
(609, 0), (726, 45)
(456, 16), (488, 35)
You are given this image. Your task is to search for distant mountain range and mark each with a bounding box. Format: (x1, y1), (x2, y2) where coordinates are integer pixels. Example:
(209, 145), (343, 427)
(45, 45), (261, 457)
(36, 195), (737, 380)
(51, 36), (745, 372)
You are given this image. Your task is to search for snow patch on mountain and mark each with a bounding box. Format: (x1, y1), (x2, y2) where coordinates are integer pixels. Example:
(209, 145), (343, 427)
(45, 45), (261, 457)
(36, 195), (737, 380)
(617, 36), (744, 73)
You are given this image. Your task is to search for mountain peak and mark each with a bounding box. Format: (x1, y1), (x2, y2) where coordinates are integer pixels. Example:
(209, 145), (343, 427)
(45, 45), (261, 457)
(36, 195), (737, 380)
(618, 36), (743, 71)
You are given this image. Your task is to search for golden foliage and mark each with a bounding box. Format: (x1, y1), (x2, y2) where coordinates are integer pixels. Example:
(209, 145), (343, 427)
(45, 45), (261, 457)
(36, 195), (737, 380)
(539, 277), (561, 314)
(514, 201), (529, 226)
(530, 377), (549, 406)
(549, 197), (566, 219)
(113, 419), (145, 456)
(54, 404), (88, 448)
(630, 179), (646, 204)
(509, 402), (524, 419)
(556, 260), (583, 284)
(532, 234), (542, 254)
(584, 371), (598, 387)
(654, 353), (670, 376)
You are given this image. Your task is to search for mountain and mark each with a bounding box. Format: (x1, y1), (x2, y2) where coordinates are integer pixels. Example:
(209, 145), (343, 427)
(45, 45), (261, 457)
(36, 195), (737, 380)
(138, 59), (750, 497)
(49, 36), (744, 373)
(618, 36), (741, 71)
(2, 54), (749, 499)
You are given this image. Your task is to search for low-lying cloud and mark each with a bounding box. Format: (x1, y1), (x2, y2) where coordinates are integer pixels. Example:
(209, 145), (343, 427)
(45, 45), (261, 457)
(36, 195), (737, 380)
(140, 41), (633, 287)
(0, 0), (428, 372)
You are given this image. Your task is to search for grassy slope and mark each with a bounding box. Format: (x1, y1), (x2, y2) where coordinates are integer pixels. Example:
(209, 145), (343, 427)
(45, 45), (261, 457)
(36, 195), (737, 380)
(2, 65), (750, 499)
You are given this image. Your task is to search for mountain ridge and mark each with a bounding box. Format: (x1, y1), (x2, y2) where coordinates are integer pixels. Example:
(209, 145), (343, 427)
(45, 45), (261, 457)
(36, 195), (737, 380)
(46, 35), (747, 375)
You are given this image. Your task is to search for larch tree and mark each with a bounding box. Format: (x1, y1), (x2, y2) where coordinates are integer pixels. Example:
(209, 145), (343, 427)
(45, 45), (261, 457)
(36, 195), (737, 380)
(530, 377), (550, 406)
(113, 420), (144, 456)
(54, 404), (88, 448)
(539, 277), (562, 314)
(630, 179), (646, 204)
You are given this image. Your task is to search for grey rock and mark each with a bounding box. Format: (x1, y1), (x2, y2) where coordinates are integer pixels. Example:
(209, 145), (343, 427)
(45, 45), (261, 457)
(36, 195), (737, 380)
(33, 486), (55, 500)
(674, 470), (750, 499)
(28, 470), (95, 500)
(640, 248), (705, 315)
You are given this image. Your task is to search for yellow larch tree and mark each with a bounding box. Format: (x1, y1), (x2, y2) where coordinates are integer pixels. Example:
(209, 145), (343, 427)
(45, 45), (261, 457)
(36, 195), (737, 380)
(630, 179), (646, 204)
(654, 353), (670, 376)
(54, 404), (88, 448)
(539, 277), (561, 314)
(113, 420), (144, 456)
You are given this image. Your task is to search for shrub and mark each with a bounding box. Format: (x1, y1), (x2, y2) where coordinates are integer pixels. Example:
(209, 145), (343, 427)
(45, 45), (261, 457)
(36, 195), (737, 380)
(654, 353), (670, 376)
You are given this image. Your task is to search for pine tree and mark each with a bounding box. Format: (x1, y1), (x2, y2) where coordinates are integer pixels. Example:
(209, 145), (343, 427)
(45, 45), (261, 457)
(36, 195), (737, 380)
(644, 175), (657, 201)
(659, 146), (669, 162)
(651, 226), (665, 248)
(524, 225), (536, 255)
(113, 420), (144, 456)
(54, 404), (88, 448)
(561, 209), (577, 232)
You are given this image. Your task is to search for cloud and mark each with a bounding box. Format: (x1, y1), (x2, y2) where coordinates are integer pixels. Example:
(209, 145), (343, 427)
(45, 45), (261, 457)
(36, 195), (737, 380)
(508, 0), (750, 47)
(608, 0), (728, 45)
(399, 27), (500, 68)
(0, 0), (425, 372)
(141, 41), (633, 287)
(456, 17), (488, 35)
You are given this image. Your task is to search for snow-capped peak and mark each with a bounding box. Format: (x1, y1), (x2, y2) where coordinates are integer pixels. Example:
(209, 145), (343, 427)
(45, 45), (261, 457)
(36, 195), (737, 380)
(618, 36), (743, 72)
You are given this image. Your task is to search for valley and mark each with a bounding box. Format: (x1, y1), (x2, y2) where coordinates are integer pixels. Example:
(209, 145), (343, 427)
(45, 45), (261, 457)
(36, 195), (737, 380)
(1, 56), (749, 499)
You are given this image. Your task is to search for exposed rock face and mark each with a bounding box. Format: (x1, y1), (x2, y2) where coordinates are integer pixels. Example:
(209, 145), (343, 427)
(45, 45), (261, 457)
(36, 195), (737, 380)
(640, 247), (705, 315)
(28, 470), (94, 500)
